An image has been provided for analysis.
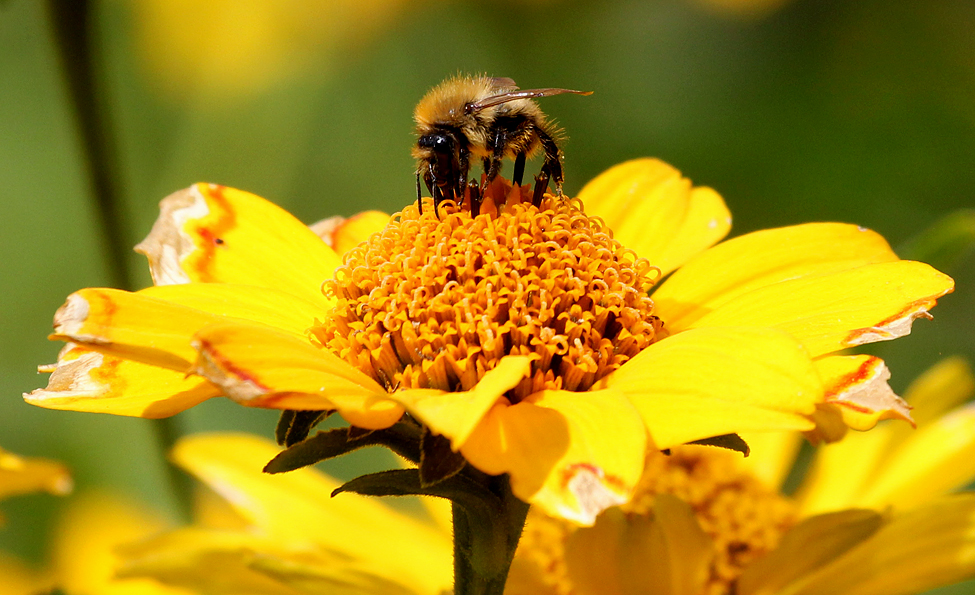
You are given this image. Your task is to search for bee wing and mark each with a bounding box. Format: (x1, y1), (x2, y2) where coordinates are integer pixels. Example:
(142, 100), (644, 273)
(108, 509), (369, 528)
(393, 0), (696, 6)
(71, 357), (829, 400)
(468, 88), (593, 112)
(488, 77), (519, 90)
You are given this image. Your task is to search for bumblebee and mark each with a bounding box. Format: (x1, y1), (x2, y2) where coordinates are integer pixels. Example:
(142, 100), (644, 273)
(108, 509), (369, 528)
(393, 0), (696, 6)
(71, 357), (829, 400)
(412, 74), (591, 213)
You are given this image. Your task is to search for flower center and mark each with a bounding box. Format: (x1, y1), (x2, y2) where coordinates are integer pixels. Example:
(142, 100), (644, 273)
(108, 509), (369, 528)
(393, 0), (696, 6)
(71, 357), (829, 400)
(316, 180), (662, 400)
(516, 447), (798, 595)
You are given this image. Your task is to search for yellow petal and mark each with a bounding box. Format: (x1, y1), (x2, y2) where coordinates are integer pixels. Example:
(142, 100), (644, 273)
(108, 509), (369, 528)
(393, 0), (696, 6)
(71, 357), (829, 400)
(387, 355), (532, 449)
(52, 491), (190, 595)
(577, 158), (731, 276)
(118, 528), (339, 595)
(0, 553), (53, 595)
(856, 403), (975, 510)
(25, 344), (219, 418)
(737, 509), (884, 595)
(786, 495), (975, 595)
(135, 184), (340, 307)
(734, 430), (803, 491)
(310, 210), (390, 256)
(677, 260), (954, 357)
(247, 552), (423, 595)
(795, 424), (894, 516)
(171, 433), (452, 594)
(191, 322), (401, 428)
(564, 496), (712, 595)
(815, 354), (912, 431)
(902, 356), (975, 427)
(596, 327), (822, 450)
(0, 447), (72, 500)
(461, 389), (647, 525)
(653, 222), (901, 331)
(49, 284), (324, 371)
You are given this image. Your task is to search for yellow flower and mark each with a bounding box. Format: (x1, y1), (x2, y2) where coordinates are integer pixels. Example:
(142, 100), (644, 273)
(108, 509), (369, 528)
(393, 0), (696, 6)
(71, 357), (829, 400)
(0, 447), (71, 595)
(512, 357), (975, 595)
(129, 0), (407, 101)
(0, 446), (72, 506)
(117, 433), (453, 595)
(0, 491), (191, 595)
(26, 158), (953, 523)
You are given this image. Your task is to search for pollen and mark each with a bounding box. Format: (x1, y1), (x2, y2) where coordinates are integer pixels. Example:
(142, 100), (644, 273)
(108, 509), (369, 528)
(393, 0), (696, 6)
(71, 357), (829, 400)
(315, 180), (662, 400)
(515, 447), (799, 595)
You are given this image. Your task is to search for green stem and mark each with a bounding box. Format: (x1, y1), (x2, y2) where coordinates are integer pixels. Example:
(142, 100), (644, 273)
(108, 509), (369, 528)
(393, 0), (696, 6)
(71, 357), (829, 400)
(452, 475), (531, 595)
(45, 0), (193, 522)
(45, 0), (131, 290)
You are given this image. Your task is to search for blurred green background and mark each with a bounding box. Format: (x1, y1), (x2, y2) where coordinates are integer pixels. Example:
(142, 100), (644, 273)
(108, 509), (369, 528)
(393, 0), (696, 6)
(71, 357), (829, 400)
(1, 0), (973, 591)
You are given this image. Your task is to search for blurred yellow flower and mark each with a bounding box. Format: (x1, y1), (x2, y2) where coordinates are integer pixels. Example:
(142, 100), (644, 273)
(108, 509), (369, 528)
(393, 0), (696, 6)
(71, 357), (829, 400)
(1, 491), (191, 595)
(127, 0), (406, 101)
(121, 359), (975, 595)
(27, 158), (953, 524)
(118, 433), (453, 595)
(0, 446), (72, 506)
(512, 356), (975, 595)
(689, 0), (793, 18)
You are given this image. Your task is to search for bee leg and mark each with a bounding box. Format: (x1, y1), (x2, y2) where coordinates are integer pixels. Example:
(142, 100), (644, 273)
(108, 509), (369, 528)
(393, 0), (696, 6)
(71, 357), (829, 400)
(456, 147), (471, 208)
(468, 180), (482, 216)
(416, 172), (424, 214)
(536, 129), (565, 196)
(512, 152), (527, 187)
(481, 126), (507, 193)
(433, 184), (446, 219)
(532, 170), (550, 207)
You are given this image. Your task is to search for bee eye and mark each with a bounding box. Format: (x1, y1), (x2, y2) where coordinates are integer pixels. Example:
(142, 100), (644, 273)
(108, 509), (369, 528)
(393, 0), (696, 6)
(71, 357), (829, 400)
(418, 134), (452, 153)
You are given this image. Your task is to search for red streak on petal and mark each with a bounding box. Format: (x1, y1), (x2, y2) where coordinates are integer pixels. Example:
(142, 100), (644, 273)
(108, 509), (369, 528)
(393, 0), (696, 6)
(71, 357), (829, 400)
(823, 357), (880, 402)
(186, 184), (236, 283)
(197, 337), (271, 394)
(843, 298), (938, 346)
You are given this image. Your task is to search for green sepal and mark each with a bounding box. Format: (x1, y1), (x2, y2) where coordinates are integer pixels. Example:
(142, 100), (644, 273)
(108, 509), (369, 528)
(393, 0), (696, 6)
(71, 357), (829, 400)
(263, 421), (423, 474)
(420, 430), (467, 488)
(274, 409), (333, 446)
(688, 433), (750, 456)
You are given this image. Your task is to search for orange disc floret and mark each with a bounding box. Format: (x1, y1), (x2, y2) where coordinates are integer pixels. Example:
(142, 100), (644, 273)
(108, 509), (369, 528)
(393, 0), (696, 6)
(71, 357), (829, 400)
(316, 181), (662, 401)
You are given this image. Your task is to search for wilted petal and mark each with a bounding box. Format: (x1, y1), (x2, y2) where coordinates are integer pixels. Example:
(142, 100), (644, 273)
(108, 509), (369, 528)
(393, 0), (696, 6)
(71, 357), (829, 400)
(461, 389), (647, 525)
(136, 183), (340, 306)
(191, 322), (400, 429)
(674, 260), (953, 357)
(50, 284), (325, 372)
(24, 344), (218, 418)
(815, 354), (912, 431)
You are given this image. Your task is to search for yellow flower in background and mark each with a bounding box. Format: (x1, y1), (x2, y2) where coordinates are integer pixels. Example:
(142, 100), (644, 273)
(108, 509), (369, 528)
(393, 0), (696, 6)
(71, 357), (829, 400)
(511, 357), (975, 595)
(0, 447), (71, 595)
(0, 446), (72, 507)
(689, 0), (793, 18)
(117, 433), (453, 595)
(128, 0), (406, 101)
(0, 491), (189, 595)
(26, 158), (953, 523)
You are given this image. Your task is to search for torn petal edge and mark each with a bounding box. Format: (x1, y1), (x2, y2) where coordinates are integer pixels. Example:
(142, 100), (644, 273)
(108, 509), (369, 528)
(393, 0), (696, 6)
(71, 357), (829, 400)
(844, 301), (937, 347)
(135, 184), (212, 286)
(825, 356), (913, 427)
